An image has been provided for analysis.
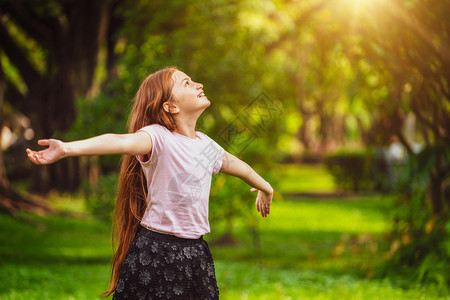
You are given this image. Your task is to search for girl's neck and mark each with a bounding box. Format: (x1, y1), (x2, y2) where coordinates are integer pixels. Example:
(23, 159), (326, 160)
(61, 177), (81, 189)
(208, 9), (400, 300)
(173, 119), (198, 139)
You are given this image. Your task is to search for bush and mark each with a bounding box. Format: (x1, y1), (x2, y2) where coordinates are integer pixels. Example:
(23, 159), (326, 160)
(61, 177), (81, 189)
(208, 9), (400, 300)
(382, 145), (450, 293)
(83, 173), (118, 223)
(324, 149), (398, 193)
(324, 152), (371, 192)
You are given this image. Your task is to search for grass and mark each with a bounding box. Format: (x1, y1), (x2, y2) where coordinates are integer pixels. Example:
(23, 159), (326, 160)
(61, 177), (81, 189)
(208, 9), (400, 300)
(210, 196), (445, 299)
(273, 163), (336, 193)
(0, 164), (448, 299)
(0, 213), (112, 299)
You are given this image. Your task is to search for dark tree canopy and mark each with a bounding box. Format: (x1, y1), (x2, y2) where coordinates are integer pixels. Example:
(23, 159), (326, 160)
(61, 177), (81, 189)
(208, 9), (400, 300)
(0, 0), (124, 201)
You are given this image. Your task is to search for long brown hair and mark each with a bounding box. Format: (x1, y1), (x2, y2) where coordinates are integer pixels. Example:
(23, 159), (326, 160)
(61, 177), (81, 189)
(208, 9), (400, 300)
(103, 67), (178, 296)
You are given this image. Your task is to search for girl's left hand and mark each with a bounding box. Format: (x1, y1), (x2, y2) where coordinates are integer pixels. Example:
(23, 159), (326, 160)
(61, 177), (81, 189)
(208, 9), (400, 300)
(251, 187), (273, 218)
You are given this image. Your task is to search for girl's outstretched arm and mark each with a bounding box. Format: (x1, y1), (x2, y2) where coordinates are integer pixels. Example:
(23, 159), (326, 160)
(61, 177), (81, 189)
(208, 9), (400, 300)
(26, 132), (153, 165)
(219, 150), (274, 218)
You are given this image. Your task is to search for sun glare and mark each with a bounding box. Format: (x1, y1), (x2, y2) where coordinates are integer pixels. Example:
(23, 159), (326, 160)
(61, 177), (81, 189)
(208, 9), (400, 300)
(340, 0), (386, 33)
(348, 0), (385, 13)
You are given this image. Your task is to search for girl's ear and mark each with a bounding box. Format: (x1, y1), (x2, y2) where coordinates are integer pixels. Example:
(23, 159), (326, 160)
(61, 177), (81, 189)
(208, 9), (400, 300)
(163, 101), (179, 114)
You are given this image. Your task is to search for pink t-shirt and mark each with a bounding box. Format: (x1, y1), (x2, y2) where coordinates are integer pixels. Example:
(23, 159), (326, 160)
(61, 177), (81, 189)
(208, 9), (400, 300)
(136, 124), (225, 239)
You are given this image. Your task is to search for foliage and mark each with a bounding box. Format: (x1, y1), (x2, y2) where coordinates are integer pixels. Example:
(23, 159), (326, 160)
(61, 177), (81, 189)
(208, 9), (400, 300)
(62, 93), (128, 172)
(82, 173), (118, 224)
(383, 145), (450, 292)
(336, 0), (450, 286)
(324, 150), (392, 192)
(209, 174), (250, 235)
(324, 151), (371, 192)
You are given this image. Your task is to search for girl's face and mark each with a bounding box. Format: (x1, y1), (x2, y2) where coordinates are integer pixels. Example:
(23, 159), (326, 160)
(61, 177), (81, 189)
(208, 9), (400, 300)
(169, 71), (210, 114)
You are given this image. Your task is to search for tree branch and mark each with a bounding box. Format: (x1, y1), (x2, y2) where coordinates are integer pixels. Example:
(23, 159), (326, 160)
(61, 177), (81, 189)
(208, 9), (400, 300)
(395, 129), (413, 155)
(265, 0), (330, 54)
(1, 2), (60, 55)
(383, 1), (450, 65)
(410, 95), (441, 141)
(104, 0), (124, 85)
(0, 65), (28, 114)
(0, 21), (43, 89)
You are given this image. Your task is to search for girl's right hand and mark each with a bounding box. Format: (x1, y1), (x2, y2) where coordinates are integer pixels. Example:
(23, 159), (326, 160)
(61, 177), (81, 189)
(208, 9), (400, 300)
(26, 139), (67, 165)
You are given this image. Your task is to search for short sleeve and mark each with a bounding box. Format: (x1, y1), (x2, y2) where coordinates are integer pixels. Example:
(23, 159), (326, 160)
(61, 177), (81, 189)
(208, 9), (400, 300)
(198, 133), (225, 176)
(136, 124), (167, 163)
(212, 145), (225, 175)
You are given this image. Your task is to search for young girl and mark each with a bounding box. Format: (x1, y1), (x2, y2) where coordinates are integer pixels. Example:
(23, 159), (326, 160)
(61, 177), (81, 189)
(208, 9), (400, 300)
(26, 67), (274, 299)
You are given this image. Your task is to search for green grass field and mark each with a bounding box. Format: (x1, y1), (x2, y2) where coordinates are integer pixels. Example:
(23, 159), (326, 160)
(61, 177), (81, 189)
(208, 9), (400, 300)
(0, 164), (447, 299)
(273, 163), (336, 193)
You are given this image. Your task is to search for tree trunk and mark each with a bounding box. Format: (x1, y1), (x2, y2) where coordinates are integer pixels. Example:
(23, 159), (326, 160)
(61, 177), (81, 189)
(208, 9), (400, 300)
(0, 0), (118, 193)
(429, 152), (444, 216)
(0, 75), (7, 187)
(0, 181), (54, 216)
(0, 70), (53, 215)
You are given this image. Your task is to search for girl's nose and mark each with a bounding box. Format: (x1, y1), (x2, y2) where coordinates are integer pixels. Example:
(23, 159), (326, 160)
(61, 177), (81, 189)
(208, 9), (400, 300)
(196, 82), (203, 90)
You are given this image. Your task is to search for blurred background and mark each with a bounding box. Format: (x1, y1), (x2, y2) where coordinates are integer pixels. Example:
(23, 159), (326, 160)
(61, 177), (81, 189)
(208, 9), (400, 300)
(0, 0), (449, 299)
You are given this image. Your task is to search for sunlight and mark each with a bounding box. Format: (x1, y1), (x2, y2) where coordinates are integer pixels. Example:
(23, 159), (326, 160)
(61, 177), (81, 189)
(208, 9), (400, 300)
(343, 0), (450, 61)
(340, 0), (386, 33)
(342, 0), (385, 15)
(351, 0), (383, 8)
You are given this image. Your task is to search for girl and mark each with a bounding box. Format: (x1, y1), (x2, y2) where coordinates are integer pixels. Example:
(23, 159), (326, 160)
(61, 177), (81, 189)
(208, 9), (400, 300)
(26, 67), (274, 299)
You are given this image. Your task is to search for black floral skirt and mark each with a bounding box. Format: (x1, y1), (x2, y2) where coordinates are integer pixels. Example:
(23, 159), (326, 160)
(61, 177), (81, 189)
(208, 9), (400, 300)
(112, 226), (219, 300)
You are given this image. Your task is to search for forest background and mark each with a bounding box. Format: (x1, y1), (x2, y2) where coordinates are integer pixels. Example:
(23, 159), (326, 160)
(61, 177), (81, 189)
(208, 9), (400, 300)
(0, 0), (448, 299)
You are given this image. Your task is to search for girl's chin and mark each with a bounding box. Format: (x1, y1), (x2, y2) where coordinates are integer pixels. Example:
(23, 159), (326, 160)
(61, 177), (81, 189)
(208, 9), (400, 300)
(203, 100), (211, 107)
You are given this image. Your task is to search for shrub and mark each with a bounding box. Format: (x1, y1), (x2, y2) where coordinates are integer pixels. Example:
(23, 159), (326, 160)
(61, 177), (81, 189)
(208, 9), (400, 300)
(324, 151), (372, 192)
(324, 149), (399, 193)
(382, 145), (450, 293)
(83, 173), (118, 223)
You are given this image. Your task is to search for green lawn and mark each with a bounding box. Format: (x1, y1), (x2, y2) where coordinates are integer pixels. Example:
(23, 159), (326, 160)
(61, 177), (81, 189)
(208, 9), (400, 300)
(0, 164), (447, 299)
(210, 195), (445, 299)
(0, 212), (112, 299)
(273, 163), (336, 193)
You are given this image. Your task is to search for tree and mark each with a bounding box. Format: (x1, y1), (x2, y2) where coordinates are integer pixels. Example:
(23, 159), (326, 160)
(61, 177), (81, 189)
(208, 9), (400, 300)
(257, 0), (449, 283)
(0, 0), (125, 215)
(354, 0), (449, 209)
(335, 0), (449, 283)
